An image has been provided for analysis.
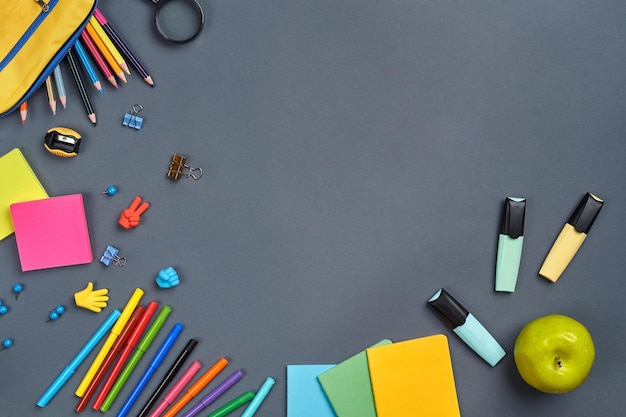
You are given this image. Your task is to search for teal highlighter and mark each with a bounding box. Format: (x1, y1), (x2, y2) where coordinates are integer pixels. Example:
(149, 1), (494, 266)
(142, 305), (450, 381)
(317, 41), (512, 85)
(428, 288), (505, 367)
(495, 197), (526, 292)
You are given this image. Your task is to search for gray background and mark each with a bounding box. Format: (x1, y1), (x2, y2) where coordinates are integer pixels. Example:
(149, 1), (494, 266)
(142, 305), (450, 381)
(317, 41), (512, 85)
(1, 0), (625, 416)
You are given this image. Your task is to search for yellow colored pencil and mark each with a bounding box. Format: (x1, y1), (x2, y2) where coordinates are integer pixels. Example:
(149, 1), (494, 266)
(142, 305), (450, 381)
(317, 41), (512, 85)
(45, 75), (56, 115)
(84, 22), (127, 83)
(88, 16), (130, 75)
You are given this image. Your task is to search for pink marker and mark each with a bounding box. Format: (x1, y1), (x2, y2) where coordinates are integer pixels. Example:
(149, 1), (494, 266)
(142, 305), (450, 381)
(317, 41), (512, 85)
(149, 360), (202, 417)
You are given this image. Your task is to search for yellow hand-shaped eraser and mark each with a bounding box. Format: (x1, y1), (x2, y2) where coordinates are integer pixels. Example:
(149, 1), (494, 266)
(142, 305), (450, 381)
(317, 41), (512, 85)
(74, 282), (110, 313)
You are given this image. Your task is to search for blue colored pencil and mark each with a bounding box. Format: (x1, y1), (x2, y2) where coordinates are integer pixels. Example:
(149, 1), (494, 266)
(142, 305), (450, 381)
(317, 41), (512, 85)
(52, 65), (67, 108)
(74, 38), (103, 94)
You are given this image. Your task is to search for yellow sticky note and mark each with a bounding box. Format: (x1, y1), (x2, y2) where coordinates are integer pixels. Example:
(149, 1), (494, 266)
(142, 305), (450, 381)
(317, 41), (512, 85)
(0, 148), (48, 240)
(367, 334), (461, 417)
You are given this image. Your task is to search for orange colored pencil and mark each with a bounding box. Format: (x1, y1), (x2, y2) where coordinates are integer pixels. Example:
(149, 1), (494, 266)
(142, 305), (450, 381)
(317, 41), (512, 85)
(84, 22), (126, 83)
(19, 101), (27, 125)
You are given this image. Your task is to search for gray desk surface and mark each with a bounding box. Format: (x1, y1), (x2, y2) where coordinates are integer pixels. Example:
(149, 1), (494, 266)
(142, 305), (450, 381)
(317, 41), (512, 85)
(1, 1), (625, 416)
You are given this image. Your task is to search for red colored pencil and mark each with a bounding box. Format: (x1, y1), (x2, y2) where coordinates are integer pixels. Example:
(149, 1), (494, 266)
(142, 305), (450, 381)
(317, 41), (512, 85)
(80, 31), (118, 88)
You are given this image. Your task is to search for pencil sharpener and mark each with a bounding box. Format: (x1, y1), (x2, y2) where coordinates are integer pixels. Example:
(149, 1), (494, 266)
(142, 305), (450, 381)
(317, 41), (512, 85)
(44, 127), (82, 157)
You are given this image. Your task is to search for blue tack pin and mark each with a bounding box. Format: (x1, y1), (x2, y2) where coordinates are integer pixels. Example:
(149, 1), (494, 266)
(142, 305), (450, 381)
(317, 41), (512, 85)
(13, 283), (23, 300)
(46, 305), (65, 322)
(1, 338), (13, 351)
(100, 245), (127, 267)
(0, 305), (7, 315)
(122, 104), (144, 130)
(102, 186), (118, 196)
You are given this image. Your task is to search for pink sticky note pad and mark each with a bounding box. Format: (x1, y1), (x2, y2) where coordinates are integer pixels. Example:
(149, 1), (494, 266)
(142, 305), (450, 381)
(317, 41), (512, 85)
(10, 194), (93, 271)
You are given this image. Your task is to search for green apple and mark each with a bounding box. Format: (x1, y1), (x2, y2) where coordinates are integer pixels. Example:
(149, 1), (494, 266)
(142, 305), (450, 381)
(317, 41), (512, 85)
(513, 314), (595, 394)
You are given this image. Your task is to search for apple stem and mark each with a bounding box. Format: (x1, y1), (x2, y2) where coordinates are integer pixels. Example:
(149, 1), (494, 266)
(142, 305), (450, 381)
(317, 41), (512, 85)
(555, 356), (562, 368)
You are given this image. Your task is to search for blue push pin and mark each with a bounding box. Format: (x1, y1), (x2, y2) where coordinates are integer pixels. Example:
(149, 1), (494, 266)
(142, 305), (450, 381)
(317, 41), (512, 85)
(101, 186), (118, 196)
(0, 338), (12, 351)
(0, 304), (8, 315)
(46, 305), (65, 322)
(122, 104), (144, 130)
(13, 283), (23, 300)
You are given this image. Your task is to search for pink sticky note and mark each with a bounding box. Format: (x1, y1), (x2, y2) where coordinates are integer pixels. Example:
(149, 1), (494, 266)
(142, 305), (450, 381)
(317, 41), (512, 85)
(10, 194), (93, 271)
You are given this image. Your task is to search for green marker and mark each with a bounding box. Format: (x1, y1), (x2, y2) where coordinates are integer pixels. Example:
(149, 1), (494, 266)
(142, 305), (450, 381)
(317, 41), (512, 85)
(207, 390), (255, 417)
(100, 305), (172, 412)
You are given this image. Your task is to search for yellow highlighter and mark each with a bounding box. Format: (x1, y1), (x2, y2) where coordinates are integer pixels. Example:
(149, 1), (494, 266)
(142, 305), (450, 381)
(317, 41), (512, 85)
(539, 193), (603, 282)
(75, 288), (144, 397)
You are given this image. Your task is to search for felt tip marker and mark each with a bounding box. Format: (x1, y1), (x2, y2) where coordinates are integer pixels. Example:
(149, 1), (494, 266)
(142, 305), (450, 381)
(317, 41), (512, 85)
(92, 301), (159, 410)
(207, 390), (255, 417)
(99, 305), (172, 412)
(115, 323), (184, 417)
(240, 377), (275, 417)
(182, 369), (244, 417)
(75, 288), (144, 397)
(428, 288), (506, 366)
(37, 309), (121, 407)
(539, 193), (604, 283)
(495, 197), (526, 292)
(137, 339), (199, 417)
(75, 305), (145, 412)
(161, 357), (230, 417)
(149, 360), (202, 417)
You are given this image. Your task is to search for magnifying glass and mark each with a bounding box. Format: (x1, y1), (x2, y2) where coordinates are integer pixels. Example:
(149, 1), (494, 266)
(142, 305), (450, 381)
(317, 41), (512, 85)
(142, 0), (205, 44)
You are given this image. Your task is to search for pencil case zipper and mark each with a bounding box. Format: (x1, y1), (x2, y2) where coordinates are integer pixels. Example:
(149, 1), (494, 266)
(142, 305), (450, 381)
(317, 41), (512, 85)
(0, 0), (60, 71)
(0, 0), (97, 117)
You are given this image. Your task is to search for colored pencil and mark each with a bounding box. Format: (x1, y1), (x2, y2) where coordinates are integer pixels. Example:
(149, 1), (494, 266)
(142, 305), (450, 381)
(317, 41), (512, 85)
(74, 38), (103, 94)
(88, 16), (129, 75)
(53, 65), (67, 108)
(80, 30), (118, 88)
(85, 21), (127, 83)
(93, 8), (154, 87)
(45, 75), (56, 115)
(19, 101), (27, 125)
(66, 48), (97, 125)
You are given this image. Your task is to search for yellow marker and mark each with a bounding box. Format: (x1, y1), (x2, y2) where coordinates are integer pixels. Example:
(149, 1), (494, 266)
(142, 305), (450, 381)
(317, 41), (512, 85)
(539, 193), (604, 282)
(88, 16), (130, 74)
(75, 288), (144, 396)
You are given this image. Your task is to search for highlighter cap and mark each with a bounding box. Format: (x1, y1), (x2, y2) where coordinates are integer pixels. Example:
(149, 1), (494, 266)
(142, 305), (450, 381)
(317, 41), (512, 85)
(568, 193), (603, 233)
(500, 197), (525, 238)
(428, 288), (468, 328)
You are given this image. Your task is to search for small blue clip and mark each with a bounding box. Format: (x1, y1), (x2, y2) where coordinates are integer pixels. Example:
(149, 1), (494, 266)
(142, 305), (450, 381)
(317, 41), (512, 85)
(122, 104), (144, 130)
(100, 245), (127, 267)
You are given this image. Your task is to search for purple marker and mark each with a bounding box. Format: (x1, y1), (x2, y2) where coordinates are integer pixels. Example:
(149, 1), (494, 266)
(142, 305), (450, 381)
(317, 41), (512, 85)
(181, 369), (244, 417)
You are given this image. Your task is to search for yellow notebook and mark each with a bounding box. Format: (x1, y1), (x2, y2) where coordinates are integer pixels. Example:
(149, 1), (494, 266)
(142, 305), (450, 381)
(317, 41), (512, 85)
(366, 334), (461, 417)
(0, 148), (48, 240)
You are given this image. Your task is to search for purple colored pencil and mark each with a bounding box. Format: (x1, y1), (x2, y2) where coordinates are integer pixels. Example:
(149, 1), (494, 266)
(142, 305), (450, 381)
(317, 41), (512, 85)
(93, 8), (154, 87)
(181, 369), (244, 417)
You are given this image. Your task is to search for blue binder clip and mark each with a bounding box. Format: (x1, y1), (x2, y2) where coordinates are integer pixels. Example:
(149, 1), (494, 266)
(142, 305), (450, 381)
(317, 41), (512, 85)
(100, 245), (127, 267)
(122, 104), (144, 130)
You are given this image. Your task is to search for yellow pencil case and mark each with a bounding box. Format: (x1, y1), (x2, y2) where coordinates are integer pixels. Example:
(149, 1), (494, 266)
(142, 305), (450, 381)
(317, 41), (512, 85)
(0, 0), (97, 117)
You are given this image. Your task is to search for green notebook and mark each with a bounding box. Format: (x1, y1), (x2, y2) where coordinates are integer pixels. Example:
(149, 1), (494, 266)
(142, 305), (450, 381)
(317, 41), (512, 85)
(317, 339), (392, 417)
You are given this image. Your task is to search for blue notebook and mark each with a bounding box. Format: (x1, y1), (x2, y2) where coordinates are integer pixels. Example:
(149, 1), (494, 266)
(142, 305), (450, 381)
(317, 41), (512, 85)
(287, 364), (336, 417)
